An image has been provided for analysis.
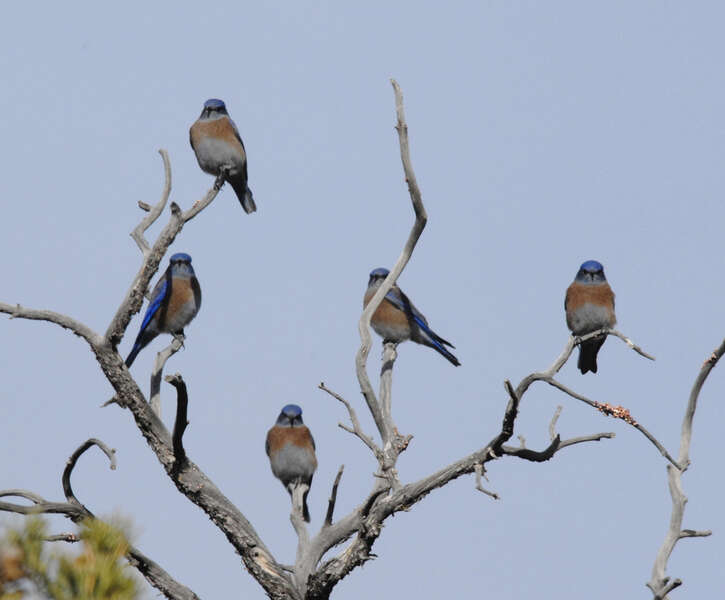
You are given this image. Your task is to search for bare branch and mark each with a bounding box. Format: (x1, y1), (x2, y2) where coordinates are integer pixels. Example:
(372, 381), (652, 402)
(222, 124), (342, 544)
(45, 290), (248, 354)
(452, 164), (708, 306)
(557, 432), (615, 450)
(45, 533), (79, 543)
(544, 378), (680, 469)
(0, 490), (46, 504)
(324, 466), (345, 527)
(131, 149), (172, 256)
(515, 329), (654, 400)
(150, 336), (184, 417)
(181, 181), (222, 222)
(606, 329), (656, 361)
(474, 463), (499, 500)
(165, 373), (189, 464)
(62, 438), (117, 515)
(491, 380), (521, 454)
(126, 547), (201, 600)
(319, 382), (381, 458)
(379, 342), (397, 441)
(547, 406), (562, 441)
(502, 435), (561, 462)
(678, 529), (711, 539)
(355, 79), (427, 448)
(647, 337), (725, 597)
(290, 484), (312, 594)
(0, 303), (101, 348)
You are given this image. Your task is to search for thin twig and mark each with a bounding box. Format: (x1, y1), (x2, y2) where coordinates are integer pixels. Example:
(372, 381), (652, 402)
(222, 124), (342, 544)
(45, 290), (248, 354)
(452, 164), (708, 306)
(545, 378), (680, 469)
(473, 463), (499, 500)
(319, 383), (381, 458)
(557, 432), (615, 450)
(45, 534), (79, 543)
(549, 406), (563, 441)
(515, 329), (654, 400)
(606, 329), (656, 361)
(324, 466), (345, 527)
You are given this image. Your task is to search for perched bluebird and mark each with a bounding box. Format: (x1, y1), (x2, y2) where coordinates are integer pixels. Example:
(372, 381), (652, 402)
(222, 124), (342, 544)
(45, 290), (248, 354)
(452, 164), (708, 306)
(189, 99), (256, 214)
(125, 253), (202, 367)
(363, 268), (460, 366)
(266, 404), (317, 522)
(565, 260), (616, 374)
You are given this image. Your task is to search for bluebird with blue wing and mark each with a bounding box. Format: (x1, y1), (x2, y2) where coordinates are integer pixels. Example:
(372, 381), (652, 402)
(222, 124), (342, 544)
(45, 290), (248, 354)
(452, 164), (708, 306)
(364, 268), (460, 366)
(190, 99), (256, 214)
(565, 260), (616, 374)
(266, 404), (317, 522)
(125, 253), (202, 367)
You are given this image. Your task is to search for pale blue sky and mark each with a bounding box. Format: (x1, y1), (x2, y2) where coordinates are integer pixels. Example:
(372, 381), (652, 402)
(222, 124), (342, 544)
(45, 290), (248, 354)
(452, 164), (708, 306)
(1, 2), (724, 598)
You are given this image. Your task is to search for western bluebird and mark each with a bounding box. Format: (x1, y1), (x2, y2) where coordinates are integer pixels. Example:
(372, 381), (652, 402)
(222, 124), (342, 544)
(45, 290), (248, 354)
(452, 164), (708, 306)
(363, 268), (460, 366)
(189, 99), (256, 214)
(265, 404), (317, 522)
(125, 253), (202, 367)
(565, 260), (616, 374)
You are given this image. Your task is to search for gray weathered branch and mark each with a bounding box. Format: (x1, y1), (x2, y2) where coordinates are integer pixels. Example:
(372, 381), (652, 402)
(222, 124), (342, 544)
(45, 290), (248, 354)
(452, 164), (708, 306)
(0, 303), (101, 347)
(150, 335), (184, 417)
(354, 79), (427, 450)
(647, 338), (723, 598)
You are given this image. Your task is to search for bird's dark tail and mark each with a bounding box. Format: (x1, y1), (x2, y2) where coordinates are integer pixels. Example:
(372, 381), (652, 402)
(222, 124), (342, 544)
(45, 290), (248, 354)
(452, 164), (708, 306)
(412, 316), (461, 366)
(432, 342), (461, 366)
(302, 488), (311, 523)
(578, 336), (606, 374)
(125, 344), (142, 368)
(229, 178), (256, 214)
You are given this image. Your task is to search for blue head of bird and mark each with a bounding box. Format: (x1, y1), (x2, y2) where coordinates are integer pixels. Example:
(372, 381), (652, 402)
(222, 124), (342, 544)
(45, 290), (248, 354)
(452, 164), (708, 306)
(276, 404), (304, 427)
(368, 267), (390, 289)
(200, 98), (228, 119)
(169, 253), (196, 278)
(575, 260), (606, 284)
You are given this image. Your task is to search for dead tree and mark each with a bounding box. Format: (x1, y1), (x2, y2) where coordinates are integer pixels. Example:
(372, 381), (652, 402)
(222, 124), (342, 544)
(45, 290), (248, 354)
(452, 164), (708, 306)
(0, 81), (711, 600)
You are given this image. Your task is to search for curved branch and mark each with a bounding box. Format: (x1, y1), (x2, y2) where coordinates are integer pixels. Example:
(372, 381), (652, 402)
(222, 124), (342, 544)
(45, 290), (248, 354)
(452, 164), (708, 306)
(0, 303), (101, 348)
(354, 79), (427, 448)
(62, 438), (117, 515)
(647, 337), (725, 597)
(131, 149), (172, 256)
